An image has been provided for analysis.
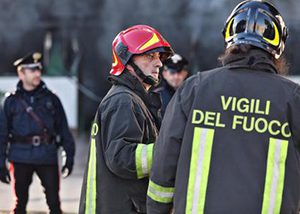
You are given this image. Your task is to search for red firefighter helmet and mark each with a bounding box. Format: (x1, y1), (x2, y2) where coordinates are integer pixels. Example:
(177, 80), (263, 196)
(110, 25), (174, 76)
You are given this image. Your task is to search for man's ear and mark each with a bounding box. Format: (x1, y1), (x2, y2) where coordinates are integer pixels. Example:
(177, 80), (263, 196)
(162, 70), (168, 78)
(17, 69), (24, 80)
(182, 70), (189, 79)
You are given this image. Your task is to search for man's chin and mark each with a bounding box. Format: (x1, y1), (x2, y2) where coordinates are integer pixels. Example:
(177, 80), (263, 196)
(150, 75), (159, 82)
(170, 83), (180, 89)
(33, 80), (41, 87)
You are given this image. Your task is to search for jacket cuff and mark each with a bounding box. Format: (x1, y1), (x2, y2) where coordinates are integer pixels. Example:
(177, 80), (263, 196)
(147, 180), (174, 203)
(135, 143), (154, 179)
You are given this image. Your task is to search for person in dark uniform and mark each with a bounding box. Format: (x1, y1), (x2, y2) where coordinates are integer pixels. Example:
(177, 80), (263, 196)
(154, 53), (189, 117)
(79, 25), (174, 214)
(147, 1), (300, 213)
(0, 52), (75, 214)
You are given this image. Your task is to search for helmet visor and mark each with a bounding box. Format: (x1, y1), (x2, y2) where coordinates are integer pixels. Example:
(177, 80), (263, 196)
(144, 47), (174, 62)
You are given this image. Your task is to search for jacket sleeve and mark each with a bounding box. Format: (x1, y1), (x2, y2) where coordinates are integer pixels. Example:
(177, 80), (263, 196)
(288, 86), (300, 145)
(53, 95), (75, 164)
(147, 76), (197, 214)
(101, 98), (154, 180)
(0, 96), (10, 168)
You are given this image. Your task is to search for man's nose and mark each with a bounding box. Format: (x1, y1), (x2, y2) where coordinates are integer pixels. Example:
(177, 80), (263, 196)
(35, 70), (42, 77)
(154, 57), (163, 68)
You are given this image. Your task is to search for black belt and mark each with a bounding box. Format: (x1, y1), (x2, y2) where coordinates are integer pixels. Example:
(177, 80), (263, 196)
(10, 135), (55, 146)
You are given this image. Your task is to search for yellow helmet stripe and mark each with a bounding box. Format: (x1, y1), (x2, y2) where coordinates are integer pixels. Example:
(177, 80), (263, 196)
(112, 51), (118, 67)
(225, 18), (235, 42)
(139, 33), (160, 51)
(263, 21), (280, 47)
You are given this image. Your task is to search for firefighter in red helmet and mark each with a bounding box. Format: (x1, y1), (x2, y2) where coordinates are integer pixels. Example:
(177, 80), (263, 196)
(79, 25), (174, 213)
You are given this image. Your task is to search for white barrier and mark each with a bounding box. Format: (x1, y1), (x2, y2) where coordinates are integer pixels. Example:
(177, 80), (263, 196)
(0, 77), (78, 129)
(288, 76), (300, 85)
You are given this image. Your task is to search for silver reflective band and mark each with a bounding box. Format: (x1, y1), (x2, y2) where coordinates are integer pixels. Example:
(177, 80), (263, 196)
(267, 138), (281, 214)
(192, 128), (209, 214)
(186, 127), (215, 214)
(261, 137), (289, 214)
(141, 145), (148, 175)
(147, 180), (175, 203)
(148, 186), (174, 199)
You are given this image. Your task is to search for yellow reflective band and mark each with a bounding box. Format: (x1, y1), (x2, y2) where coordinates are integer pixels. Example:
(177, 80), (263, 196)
(139, 33), (160, 51)
(186, 127), (215, 214)
(147, 180), (174, 203)
(263, 21), (280, 47)
(225, 18), (235, 42)
(85, 138), (97, 214)
(112, 51), (118, 67)
(136, 143), (153, 179)
(261, 138), (288, 214)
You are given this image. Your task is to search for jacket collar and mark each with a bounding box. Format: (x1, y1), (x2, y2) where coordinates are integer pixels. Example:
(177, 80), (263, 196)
(108, 70), (149, 102)
(108, 70), (162, 128)
(223, 49), (277, 74)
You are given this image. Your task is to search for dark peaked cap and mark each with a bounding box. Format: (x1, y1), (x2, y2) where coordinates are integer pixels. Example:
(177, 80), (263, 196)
(13, 52), (43, 68)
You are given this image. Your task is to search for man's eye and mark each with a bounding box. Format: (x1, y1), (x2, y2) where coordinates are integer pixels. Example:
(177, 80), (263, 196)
(146, 54), (154, 59)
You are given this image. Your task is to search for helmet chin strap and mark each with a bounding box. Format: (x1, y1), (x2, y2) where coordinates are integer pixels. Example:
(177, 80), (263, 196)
(129, 62), (159, 86)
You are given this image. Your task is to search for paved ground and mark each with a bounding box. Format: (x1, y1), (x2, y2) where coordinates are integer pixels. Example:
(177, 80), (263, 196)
(0, 136), (89, 214)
